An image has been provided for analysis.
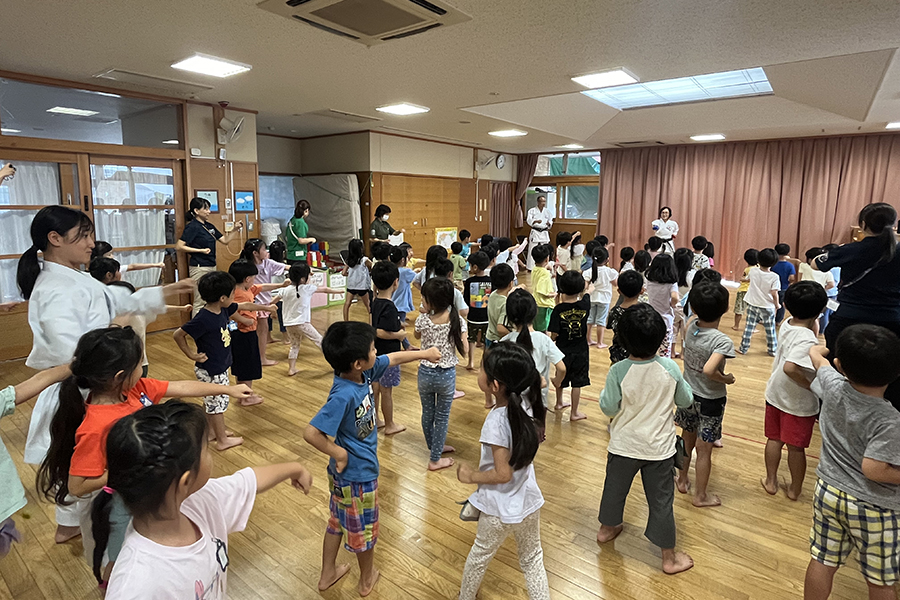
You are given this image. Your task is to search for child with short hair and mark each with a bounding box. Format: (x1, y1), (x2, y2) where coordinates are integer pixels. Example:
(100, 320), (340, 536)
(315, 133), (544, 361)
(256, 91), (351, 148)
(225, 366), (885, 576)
(691, 236), (711, 271)
(91, 240), (164, 277)
(761, 281), (828, 501)
(227, 259), (283, 405)
(645, 254), (680, 357)
(607, 271), (644, 364)
(584, 246), (618, 349)
(647, 236), (663, 259)
(674, 282), (736, 507)
(738, 248), (781, 355)
(555, 231), (578, 277)
(104, 401), (313, 599)
(804, 325), (900, 600)
(371, 261), (409, 435)
(390, 245), (416, 323)
(450, 242), (469, 282)
(371, 241), (392, 262)
(89, 256), (123, 285)
(459, 229), (473, 258)
(733, 248), (758, 331)
(549, 271), (592, 421)
(530, 244), (555, 332)
(819, 243), (841, 332)
(343, 238), (374, 321)
(597, 303), (694, 575)
(772, 243), (796, 325)
(582, 239), (600, 272)
(304, 322), (439, 596)
(798, 247), (835, 292)
(273, 262), (343, 376)
(463, 251), (492, 369)
(485, 264), (515, 408)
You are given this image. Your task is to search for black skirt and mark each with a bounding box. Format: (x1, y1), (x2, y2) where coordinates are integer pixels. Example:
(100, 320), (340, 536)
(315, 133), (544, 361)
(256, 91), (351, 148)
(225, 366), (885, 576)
(231, 328), (262, 381)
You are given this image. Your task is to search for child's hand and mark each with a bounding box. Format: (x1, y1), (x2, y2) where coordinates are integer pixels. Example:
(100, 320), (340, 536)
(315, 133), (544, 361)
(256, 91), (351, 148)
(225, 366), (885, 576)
(334, 446), (349, 473)
(457, 462), (475, 484)
(290, 466), (313, 494)
(264, 304), (278, 314)
(181, 304), (192, 312)
(155, 262), (165, 269)
(193, 352), (208, 363)
(722, 373), (736, 385)
(229, 384), (253, 398)
(281, 279), (292, 287)
(165, 280), (197, 296)
(421, 347), (442, 363)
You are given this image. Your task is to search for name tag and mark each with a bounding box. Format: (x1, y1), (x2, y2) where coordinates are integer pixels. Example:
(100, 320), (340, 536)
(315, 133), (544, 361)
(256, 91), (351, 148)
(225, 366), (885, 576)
(228, 321), (238, 332)
(826, 299), (839, 312)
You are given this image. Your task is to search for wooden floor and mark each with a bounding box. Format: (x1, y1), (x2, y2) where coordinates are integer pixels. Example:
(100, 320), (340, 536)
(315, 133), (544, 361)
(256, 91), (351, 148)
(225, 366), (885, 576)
(0, 282), (875, 599)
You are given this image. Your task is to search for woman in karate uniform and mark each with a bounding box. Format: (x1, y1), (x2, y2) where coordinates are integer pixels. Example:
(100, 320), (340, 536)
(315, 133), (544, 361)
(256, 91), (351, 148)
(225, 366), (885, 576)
(16, 206), (193, 543)
(651, 206), (679, 254)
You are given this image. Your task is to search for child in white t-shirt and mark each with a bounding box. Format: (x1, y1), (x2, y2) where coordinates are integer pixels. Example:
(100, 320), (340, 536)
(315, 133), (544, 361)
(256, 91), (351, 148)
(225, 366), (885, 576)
(273, 263), (343, 376)
(105, 401), (312, 600)
(798, 247), (836, 294)
(583, 246), (618, 349)
(555, 230), (579, 277)
(456, 342), (549, 600)
(761, 281), (828, 501)
(738, 248), (782, 356)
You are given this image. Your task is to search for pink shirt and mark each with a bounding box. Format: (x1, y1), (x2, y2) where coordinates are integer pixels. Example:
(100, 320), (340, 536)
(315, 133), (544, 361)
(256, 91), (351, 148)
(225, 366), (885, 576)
(253, 259), (287, 305)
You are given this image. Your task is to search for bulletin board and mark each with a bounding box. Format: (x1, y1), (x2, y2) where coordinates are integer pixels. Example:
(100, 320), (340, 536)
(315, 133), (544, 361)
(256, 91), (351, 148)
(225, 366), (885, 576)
(435, 227), (458, 249)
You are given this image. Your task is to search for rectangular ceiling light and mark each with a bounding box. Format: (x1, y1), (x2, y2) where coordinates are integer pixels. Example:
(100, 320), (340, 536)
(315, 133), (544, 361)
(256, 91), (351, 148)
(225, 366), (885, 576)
(489, 129), (528, 137)
(375, 103), (430, 115)
(582, 67), (773, 110)
(690, 133), (726, 141)
(162, 139), (180, 145)
(886, 122), (900, 130)
(46, 106), (99, 116)
(171, 53), (251, 78)
(0, 128), (21, 134)
(555, 144), (584, 149)
(571, 68), (638, 89)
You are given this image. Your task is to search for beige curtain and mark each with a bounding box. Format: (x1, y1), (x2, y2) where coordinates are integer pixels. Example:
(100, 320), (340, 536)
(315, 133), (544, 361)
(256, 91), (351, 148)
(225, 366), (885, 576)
(515, 153), (539, 228)
(490, 182), (513, 238)
(599, 134), (900, 279)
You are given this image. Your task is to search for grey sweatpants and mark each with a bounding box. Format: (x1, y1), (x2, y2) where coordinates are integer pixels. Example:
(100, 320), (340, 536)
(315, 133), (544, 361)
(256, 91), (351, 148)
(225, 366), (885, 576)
(598, 453), (677, 549)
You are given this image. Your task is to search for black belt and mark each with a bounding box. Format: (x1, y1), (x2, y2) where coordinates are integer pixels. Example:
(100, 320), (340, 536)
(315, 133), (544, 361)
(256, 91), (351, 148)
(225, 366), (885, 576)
(532, 227), (550, 232)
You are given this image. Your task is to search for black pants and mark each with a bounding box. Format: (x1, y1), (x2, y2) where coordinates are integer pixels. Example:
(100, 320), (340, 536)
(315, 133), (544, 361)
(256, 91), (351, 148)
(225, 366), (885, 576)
(825, 315), (900, 410)
(598, 453), (676, 549)
(775, 290), (787, 324)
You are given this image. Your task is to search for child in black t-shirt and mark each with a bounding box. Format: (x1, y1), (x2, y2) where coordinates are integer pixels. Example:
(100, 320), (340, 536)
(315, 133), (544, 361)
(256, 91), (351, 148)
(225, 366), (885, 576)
(549, 270), (593, 421)
(371, 261), (408, 435)
(463, 251), (492, 370)
(608, 271), (645, 364)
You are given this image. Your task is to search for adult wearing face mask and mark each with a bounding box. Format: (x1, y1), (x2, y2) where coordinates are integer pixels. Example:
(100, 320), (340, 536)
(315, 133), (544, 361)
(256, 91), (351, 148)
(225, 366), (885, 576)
(370, 204), (405, 244)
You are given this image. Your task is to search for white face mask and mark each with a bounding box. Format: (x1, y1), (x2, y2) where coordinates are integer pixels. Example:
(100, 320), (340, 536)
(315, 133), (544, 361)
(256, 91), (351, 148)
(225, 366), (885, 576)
(382, 215), (390, 222)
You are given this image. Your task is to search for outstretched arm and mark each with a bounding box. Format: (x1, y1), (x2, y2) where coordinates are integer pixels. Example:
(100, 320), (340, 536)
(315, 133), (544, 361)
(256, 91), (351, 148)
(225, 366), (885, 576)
(14, 364), (71, 405)
(252, 462), (313, 494)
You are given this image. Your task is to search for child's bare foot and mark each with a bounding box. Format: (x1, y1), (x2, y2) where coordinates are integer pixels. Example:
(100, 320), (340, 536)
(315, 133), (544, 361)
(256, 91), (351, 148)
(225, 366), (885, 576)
(428, 457), (455, 471)
(713, 438), (723, 448)
(692, 493), (721, 508)
(554, 402), (571, 411)
(588, 340), (598, 347)
(760, 477), (778, 495)
(261, 360), (279, 367)
(207, 429), (234, 442)
(782, 481), (801, 501)
(358, 568), (381, 597)
(376, 419), (386, 429)
(731, 326), (741, 331)
(442, 445), (455, 453)
(317, 563), (351, 591)
(215, 436), (243, 451)
(662, 551), (694, 574)
(599, 343), (609, 349)
(287, 369), (300, 377)
(384, 423), (406, 435)
(282, 338), (292, 346)
(675, 475), (691, 494)
(239, 395), (263, 407)
(596, 524), (623, 543)
(570, 412), (587, 421)
(453, 390), (465, 399)
(465, 364), (476, 371)
(55, 525), (81, 544)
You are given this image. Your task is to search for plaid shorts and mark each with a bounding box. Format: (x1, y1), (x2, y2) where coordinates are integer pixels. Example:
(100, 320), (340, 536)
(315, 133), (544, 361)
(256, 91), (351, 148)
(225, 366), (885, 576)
(327, 473), (379, 553)
(194, 367), (230, 415)
(810, 478), (900, 585)
(379, 364), (401, 388)
(674, 395), (726, 443)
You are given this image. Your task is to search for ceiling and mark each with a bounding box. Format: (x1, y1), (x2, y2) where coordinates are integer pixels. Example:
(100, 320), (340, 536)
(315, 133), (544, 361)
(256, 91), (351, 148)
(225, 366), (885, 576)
(2, 0), (900, 153)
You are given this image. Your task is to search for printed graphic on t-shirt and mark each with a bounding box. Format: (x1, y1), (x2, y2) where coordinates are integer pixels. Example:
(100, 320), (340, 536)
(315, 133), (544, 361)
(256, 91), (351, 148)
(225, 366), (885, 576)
(355, 389), (376, 440)
(138, 393), (153, 407)
(468, 280), (492, 308)
(193, 537), (227, 599)
(560, 306), (588, 338)
(220, 326), (231, 348)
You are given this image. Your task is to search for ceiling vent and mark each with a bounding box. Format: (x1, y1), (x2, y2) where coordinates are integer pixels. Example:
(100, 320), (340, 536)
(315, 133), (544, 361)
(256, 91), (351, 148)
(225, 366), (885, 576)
(295, 109), (383, 123)
(93, 69), (214, 96)
(612, 140), (666, 148)
(257, 0), (471, 46)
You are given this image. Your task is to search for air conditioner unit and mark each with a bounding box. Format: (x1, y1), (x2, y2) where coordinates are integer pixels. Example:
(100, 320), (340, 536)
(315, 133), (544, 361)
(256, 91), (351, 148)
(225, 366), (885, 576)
(257, 0), (471, 46)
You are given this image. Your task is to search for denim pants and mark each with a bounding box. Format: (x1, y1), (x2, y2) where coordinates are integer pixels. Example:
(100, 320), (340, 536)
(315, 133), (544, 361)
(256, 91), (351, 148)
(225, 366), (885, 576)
(418, 365), (456, 462)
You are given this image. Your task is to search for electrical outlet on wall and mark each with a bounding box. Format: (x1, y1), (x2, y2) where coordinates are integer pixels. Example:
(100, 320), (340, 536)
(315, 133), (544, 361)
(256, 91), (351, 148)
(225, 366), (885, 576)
(224, 222), (234, 232)
(247, 221), (254, 231)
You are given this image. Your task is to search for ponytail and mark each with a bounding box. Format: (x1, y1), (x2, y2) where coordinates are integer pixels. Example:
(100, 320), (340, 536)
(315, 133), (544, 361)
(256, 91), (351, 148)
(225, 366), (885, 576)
(421, 277), (466, 357)
(860, 202), (898, 267)
(505, 289), (537, 355)
(17, 206), (94, 299)
(186, 197), (210, 222)
(90, 490), (114, 583)
(591, 246), (609, 284)
(37, 375), (86, 504)
(240, 238), (265, 262)
(449, 304), (466, 357)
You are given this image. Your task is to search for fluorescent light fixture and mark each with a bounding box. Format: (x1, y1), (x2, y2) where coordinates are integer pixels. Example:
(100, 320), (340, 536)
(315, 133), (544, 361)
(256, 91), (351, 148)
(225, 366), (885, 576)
(571, 68), (638, 89)
(375, 103), (430, 116)
(555, 143), (584, 149)
(0, 128), (21, 134)
(162, 139), (180, 145)
(690, 133), (726, 141)
(582, 67), (773, 110)
(47, 106), (99, 117)
(488, 129), (528, 138)
(886, 122), (900, 130)
(171, 53), (251, 78)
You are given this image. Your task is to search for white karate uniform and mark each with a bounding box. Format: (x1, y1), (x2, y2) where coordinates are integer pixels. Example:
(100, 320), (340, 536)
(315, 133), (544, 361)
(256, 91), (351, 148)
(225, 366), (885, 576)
(24, 261), (165, 525)
(651, 218), (679, 254)
(526, 206), (554, 270)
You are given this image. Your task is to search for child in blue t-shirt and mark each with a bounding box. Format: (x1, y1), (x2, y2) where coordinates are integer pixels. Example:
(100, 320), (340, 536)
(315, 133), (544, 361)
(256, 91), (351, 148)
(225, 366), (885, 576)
(771, 243), (796, 325)
(303, 321), (440, 597)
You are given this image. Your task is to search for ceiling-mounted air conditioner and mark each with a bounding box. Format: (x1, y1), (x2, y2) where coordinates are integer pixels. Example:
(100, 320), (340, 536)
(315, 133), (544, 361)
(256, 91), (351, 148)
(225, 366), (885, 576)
(257, 0), (471, 46)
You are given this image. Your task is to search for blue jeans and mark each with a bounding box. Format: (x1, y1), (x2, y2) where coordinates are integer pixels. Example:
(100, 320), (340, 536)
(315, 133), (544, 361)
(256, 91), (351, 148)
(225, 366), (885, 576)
(418, 365), (456, 462)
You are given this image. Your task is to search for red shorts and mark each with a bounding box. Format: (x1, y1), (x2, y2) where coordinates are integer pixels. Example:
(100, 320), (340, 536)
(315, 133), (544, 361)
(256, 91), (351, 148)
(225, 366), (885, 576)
(765, 403), (817, 448)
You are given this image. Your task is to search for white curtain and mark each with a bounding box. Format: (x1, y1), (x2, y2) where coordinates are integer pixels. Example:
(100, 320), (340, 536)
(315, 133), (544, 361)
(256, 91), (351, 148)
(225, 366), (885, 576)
(93, 208), (168, 247)
(118, 249), (166, 289)
(0, 258), (20, 302)
(0, 160), (61, 205)
(293, 175), (361, 254)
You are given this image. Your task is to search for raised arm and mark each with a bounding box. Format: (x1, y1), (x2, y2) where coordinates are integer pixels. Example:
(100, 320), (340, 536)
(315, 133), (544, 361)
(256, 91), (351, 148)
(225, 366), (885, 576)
(14, 364), (71, 405)
(219, 221), (244, 244)
(166, 380), (252, 400)
(124, 262), (165, 271)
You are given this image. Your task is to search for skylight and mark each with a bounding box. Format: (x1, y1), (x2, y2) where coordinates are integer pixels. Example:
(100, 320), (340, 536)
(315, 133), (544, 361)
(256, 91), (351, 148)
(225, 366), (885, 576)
(582, 67), (773, 110)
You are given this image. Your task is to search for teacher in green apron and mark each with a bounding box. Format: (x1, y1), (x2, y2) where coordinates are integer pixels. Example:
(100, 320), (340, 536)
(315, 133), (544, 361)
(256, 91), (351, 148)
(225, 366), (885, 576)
(286, 199), (316, 264)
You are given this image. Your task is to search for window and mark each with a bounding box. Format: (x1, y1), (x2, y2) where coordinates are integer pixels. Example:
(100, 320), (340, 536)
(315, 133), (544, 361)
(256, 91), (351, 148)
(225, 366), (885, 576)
(560, 185), (599, 220)
(565, 152), (601, 175)
(524, 185), (557, 217)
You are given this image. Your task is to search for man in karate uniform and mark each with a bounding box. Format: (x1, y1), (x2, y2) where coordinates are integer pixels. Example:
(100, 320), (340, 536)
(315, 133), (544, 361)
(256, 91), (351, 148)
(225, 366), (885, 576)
(526, 195), (554, 270)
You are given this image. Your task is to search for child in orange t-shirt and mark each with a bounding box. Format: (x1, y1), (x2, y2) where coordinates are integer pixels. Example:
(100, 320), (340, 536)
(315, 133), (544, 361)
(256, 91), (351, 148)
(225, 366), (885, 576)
(36, 326), (251, 586)
(228, 259), (285, 405)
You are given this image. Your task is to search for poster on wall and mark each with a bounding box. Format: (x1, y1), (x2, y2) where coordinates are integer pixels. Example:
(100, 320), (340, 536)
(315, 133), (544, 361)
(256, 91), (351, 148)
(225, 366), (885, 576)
(195, 190), (219, 212)
(235, 190), (255, 212)
(435, 227), (458, 250)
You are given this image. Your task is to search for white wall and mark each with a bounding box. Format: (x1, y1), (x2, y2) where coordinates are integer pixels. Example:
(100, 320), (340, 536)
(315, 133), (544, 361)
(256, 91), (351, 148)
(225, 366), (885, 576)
(186, 104), (215, 158)
(223, 110), (257, 163)
(301, 132), (370, 174)
(370, 132), (472, 178)
(478, 151), (516, 182)
(257, 135), (302, 174)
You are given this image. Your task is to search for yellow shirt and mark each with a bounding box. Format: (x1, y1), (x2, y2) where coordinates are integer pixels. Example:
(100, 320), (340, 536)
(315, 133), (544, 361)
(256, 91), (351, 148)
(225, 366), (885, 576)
(532, 266), (556, 308)
(739, 266), (752, 292)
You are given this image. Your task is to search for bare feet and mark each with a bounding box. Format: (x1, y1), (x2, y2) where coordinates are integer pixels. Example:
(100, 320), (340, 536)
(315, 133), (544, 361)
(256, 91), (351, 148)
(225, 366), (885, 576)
(261, 360), (279, 367)
(554, 402), (571, 411)
(453, 390), (466, 399)
(731, 326), (741, 331)
(317, 563), (351, 591)
(596, 524), (623, 543)
(760, 477), (778, 496)
(692, 493), (721, 508)
(599, 343), (609, 349)
(239, 395), (264, 407)
(662, 551), (694, 575)
(428, 457), (455, 471)
(208, 429), (234, 442)
(376, 419), (386, 429)
(676, 475), (691, 494)
(465, 365), (476, 371)
(570, 412), (587, 421)
(384, 423), (407, 435)
(442, 445), (455, 453)
(287, 369), (300, 377)
(55, 525), (81, 544)
(215, 436), (244, 451)
(782, 481), (800, 501)
(588, 340), (598, 347)
(713, 438), (723, 448)
(358, 568), (381, 597)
